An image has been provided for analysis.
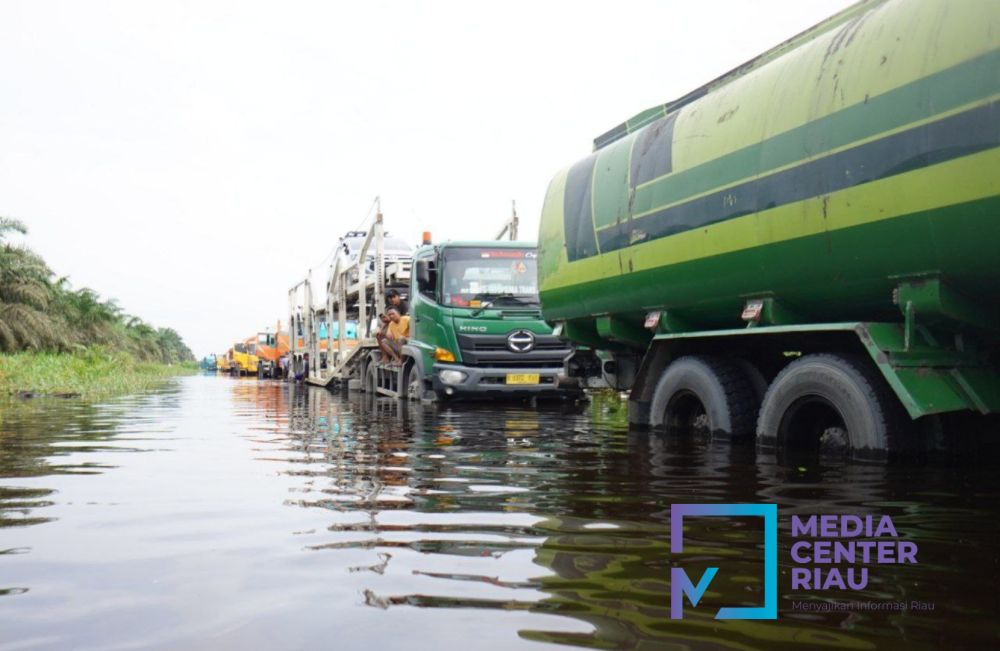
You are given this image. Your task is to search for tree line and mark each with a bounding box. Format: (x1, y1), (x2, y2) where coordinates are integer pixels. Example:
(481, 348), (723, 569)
(0, 217), (194, 363)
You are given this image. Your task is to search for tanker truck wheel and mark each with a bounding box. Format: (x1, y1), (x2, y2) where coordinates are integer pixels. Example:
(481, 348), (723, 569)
(649, 356), (757, 438)
(756, 354), (902, 459)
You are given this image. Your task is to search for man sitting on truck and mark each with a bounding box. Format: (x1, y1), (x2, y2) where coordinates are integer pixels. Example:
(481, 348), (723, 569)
(377, 307), (410, 364)
(374, 313), (390, 348)
(386, 289), (408, 315)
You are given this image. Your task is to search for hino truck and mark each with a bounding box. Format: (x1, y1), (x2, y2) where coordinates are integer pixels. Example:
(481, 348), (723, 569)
(373, 238), (576, 401)
(300, 211), (578, 401)
(538, 0), (1000, 458)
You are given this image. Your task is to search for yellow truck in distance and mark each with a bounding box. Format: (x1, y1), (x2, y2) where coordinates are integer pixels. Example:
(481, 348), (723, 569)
(229, 338), (259, 376)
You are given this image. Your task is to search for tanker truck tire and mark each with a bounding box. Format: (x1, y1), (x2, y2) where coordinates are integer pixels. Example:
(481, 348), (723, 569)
(756, 354), (902, 458)
(649, 356), (757, 438)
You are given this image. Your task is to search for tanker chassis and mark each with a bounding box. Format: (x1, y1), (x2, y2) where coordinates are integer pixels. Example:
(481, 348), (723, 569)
(539, 0), (1000, 458)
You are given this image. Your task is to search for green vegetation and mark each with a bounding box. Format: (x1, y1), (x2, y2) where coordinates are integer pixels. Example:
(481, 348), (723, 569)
(0, 216), (193, 362)
(0, 347), (197, 399)
(0, 216), (197, 398)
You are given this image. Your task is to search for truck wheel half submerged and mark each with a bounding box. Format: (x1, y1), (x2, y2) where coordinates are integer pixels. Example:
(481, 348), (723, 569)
(404, 363), (424, 401)
(756, 354), (902, 458)
(649, 356), (757, 438)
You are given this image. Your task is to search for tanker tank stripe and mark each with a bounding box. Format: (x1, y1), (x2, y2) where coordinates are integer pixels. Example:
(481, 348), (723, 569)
(563, 154), (600, 261)
(594, 86), (708, 151)
(627, 48), (1000, 221)
(630, 112), (677, 189)
(595, 100), (1000, 254)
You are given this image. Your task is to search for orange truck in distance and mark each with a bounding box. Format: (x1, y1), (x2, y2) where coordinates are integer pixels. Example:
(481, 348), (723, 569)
(255, 328), (290, 378)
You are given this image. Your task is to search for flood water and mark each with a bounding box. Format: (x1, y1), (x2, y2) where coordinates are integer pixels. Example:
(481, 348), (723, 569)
(1, 374), (998, 650)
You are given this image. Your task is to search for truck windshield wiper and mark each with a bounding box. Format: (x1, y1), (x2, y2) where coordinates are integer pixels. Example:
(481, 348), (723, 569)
(470, 293), (540, 316)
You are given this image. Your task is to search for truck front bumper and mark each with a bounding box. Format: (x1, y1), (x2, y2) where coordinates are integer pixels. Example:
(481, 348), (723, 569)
(431, 363), (582, 400)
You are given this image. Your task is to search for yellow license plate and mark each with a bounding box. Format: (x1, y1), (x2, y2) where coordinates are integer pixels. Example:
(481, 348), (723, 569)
(506, 373), (540, 385)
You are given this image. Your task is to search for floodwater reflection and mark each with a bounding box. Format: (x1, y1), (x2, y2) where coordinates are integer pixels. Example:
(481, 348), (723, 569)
(1, 375), (998, 650)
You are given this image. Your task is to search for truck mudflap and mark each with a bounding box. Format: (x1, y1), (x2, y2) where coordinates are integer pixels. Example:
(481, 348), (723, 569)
(430, 363), (582, 400)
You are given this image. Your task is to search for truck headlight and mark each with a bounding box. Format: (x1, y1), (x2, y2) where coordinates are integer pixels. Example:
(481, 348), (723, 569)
(438, 370), (468, 384)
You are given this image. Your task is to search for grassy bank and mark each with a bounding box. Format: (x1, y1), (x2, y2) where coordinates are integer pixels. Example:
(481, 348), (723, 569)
(0, 346), (198, 400)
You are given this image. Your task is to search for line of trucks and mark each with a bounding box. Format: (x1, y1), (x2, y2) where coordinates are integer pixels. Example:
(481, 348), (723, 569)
(278, 0), (998, 459)
(208, 329), (290, 378)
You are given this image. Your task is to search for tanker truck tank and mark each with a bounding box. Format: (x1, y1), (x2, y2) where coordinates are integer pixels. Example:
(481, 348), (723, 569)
(538, 0), (1000, 458)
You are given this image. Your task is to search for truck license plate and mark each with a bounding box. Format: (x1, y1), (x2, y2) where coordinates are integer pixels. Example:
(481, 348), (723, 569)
(506, 373), (540, 385)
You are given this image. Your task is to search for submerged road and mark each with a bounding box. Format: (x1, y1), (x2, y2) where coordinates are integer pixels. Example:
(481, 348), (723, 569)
(1, 374), (997, 650)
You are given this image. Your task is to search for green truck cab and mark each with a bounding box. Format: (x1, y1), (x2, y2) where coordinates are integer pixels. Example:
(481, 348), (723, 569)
(373, 240), (578, 400)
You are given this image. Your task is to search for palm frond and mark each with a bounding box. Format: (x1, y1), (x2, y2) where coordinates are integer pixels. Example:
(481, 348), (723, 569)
(0, 216), (28, 239)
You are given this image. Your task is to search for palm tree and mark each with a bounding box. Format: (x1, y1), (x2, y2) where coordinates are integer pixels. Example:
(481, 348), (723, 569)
(120, 315), (158, 360)
(155, 327), (195, 363)
(0, 217), (61, 351)
(66, 288), (120, 341)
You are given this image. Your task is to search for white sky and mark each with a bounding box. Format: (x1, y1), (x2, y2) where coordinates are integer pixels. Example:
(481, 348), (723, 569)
(0, 0), (856, 357)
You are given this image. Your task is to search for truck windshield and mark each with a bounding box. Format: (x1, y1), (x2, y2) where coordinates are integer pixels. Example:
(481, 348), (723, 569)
(441, 247), (539, 308)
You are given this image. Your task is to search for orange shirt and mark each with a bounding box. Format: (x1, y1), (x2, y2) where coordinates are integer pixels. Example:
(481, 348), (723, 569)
(387, 316), (410, 340)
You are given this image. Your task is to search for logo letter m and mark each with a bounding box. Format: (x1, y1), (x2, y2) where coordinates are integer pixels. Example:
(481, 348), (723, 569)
(671, 567), (719, 618)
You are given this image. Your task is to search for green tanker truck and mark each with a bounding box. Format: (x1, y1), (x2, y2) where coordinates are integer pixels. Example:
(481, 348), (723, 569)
(539, 0), (1000, 457)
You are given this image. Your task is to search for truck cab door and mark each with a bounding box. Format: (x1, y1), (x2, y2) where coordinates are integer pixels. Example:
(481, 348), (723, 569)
(412, 255), (452, 365)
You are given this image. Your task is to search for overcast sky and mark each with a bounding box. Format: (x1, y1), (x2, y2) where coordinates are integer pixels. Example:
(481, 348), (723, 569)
(0, 0), (856, 357)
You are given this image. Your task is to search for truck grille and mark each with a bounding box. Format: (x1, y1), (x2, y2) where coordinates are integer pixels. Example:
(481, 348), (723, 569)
(456, 333), (571, 368)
